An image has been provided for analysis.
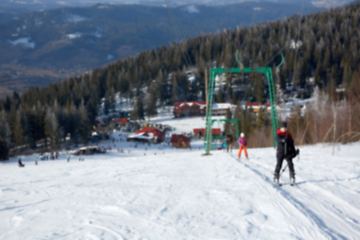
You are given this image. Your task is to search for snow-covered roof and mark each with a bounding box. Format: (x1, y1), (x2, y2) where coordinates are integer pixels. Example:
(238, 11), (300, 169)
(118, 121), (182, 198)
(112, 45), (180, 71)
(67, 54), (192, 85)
(128, 132), (155, 140)
(79, 146), (100, 151)
(212, 103), (236, 110)
(175, 101), (206, 108)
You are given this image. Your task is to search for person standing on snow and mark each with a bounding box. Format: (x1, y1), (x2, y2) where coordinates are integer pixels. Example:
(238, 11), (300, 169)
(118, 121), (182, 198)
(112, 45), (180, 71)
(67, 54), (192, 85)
(18, 159), (24, 167)
(237, 133), (249, 160)
(221, 140), (227, 152)
(274, 122), (299, 186)
(226, 134), (233, 153)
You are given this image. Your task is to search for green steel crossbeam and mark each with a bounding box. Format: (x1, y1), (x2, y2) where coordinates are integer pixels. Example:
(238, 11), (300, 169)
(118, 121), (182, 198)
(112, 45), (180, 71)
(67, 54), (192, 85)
(207, 119), (239, 150)
(204, 67), (279, 155)
(209, 119), (239, 140)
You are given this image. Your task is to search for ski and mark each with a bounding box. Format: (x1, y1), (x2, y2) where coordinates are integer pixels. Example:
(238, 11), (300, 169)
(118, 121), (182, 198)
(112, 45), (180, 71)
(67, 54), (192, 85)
(273, 178), (282, 187)
(290, 178), (295, 186)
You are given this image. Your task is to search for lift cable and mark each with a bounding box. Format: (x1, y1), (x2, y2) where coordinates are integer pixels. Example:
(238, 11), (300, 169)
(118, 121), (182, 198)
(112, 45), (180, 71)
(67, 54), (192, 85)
(292, 0), (305, 86)
(230, 0), (262, 71)
(229, 1), (262, 102)
(265, 0), (305, 68)
(164, 0), (192, 68)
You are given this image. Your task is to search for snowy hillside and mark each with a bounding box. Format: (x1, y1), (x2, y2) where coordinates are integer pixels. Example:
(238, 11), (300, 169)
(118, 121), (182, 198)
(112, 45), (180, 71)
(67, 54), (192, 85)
(1, 135), (360, 239)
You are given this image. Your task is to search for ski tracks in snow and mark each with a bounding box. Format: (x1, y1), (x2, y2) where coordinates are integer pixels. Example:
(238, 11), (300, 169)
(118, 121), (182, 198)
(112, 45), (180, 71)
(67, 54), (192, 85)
(2, 142), (360, 239)
(227, 151), (360, 239)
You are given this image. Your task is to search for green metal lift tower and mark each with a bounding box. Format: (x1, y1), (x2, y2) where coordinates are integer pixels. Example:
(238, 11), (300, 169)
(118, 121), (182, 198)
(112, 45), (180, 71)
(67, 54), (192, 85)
(203, 53), (283, 154)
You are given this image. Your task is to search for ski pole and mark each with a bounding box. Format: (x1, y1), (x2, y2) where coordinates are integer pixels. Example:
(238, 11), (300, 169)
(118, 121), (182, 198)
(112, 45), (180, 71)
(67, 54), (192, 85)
(297, 152), (300, 162)
(280, 163), (288, 177)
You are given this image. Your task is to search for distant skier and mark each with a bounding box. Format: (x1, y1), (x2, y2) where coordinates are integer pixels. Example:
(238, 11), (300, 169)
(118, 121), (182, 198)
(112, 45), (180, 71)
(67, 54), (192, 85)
(18, 159), (24, 167)
(226, 134), (233, 153)
(237, 133), (249, 160)
(221, 140), (226, 151)
(274, 122), (299, 186)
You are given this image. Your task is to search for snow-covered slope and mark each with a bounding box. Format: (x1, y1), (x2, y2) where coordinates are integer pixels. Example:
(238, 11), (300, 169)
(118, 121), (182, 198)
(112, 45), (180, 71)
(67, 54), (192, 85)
(1, 138), (360, 239)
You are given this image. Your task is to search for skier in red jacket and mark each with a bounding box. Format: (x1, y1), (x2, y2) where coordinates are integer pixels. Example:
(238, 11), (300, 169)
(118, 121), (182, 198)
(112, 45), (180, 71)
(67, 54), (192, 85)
(274, 122), (299, 186)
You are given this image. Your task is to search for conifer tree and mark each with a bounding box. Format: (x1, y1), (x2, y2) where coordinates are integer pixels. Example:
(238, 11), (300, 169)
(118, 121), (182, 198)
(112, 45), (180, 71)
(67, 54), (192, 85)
(110, 88), (116, 112)
(0, 111), (11, 160)
(69, 103), (79, 144)
(146, 90), (157, 120)
(343, 64), (352, 90)
(34, 103), (46, 144)
(136, 94), (145, 120)
(78, 102), (91, 144)
(256, 108), (267, 130)
(155, 70), (166, 105)
(254, 74), (264, 104)
(235, 105), (254, 139)
(0, 136), (8, 160)
(171, 73), (179, 103)
(13, 108), (25, 146)
(104, 91), (110, 115)
(22, 110), (34, 149)
(44, 108), (59, 150)
(86, 98), (98, 125)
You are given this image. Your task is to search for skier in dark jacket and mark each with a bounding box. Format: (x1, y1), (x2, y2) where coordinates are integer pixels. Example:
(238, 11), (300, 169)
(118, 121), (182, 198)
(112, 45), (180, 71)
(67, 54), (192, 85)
(274, 122), (299, 185)
(226, 134), (233, 153)
(18, 159), (24, 167)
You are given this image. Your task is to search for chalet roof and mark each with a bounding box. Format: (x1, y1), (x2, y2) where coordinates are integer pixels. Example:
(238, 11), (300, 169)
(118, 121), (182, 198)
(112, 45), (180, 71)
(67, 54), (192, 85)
(212, 103), (236, 110)
(135, 127), (165, 138)
(116, 118), (129, 123)
(174, 101), (206, 106)
(243, 102), (281, 108)
(265, 103), (281, 108)
(174, 101), (236, 110)
(128, 132), (154, 140)
(174, 101), (206, 109)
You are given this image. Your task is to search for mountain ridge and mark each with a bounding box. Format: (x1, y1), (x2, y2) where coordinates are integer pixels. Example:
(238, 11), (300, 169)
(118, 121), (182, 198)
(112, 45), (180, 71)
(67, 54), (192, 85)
(0, 2), (323, 97)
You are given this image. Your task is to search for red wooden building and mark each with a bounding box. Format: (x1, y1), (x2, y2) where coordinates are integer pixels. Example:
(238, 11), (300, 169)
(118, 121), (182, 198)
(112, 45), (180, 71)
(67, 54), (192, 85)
(193, 128), (221, 137)
(173, 101), (206, 118)
(170, 134), (191, 148)
(115, 118), (129, 125)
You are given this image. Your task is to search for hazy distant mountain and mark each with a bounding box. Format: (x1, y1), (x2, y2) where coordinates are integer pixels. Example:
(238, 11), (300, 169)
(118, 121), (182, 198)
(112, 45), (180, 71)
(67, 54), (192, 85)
(0, 2), (323, 97)
(0, 0), (353, 23)
(0, 0), (354, 8)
